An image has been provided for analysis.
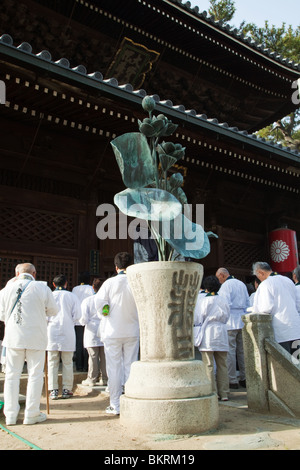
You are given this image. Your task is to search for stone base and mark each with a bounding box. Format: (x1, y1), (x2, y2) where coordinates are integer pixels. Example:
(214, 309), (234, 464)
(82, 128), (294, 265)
(125, 360), (212, 399)
(120, 394), (219, 435)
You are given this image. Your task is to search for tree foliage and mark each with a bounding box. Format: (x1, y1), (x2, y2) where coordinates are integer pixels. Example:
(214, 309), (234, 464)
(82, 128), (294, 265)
(208, 0), (236, 23)
(208, 1), (300, 148)
(239, 21), (300, 148)
(240, 21), (300, 63)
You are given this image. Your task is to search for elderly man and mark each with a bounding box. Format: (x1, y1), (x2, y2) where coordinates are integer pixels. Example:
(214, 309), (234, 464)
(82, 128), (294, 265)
(292, 266), (300, 314)
(216, 267), (249, 389)
(252, 262), (300, 354)
(0, 263), (58, 425)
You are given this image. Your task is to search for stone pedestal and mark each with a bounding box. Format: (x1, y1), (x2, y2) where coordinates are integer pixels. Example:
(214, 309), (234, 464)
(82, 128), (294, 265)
(242, 313), (274, 412)
(120, 261), (219, 435)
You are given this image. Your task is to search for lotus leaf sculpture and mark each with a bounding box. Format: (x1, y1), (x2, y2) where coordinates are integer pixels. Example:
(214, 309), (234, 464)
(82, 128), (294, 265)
(111, 96), (217, 261)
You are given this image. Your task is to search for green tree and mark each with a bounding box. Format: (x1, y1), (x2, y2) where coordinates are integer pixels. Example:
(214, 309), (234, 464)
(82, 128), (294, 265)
(239, 21), (300, 148)
(207, 1), (300, 148)
(208, 0), (236, 23)
(240, 21), (300, 62)
(257, 114), (300, 151)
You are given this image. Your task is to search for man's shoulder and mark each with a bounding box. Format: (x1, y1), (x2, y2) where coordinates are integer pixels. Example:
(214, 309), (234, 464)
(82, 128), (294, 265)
(33, 281), (49, 289)
(202, 294), (219, 307)
(276, 274), (295, 289)
(267, 274), (290, 284)
(67, 290), (80, 300)
(53, 289), (74, 297)
(54, 289), (81, 307)
(104, 275), (124, 286)
(20, 279), (47, 292)
(229, 278), (247, 290)
(17, 280), (53, 301)
(229, 277), (243, 284)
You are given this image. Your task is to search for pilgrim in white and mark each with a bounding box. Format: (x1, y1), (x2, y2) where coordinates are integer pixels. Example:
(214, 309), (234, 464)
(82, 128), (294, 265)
(47, 274), (81, 400)
(94, 252), (139, 415)
(252, 262), (300, 355)
(194, 275), (230, 401)
(0, 263), (58, 425)
(216, 268), (249, 389)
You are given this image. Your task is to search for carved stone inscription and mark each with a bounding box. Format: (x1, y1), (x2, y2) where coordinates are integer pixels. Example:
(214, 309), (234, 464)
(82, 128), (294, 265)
(168, 270), (200, 360)
(127, 262), (202, 362)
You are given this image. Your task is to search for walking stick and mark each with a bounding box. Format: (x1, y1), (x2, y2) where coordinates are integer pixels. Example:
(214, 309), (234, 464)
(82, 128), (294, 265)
(44, 351), (49, 414)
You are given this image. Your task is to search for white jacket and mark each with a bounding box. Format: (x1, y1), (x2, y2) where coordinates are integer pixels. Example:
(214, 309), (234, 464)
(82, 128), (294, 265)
(295, 284), (300, 315)
(72, 284), (94, 326)
(47, 289), (81, 351)
(94, 274), (139, 341)
(0, 274), (58, 350)
(80, 294), (103, 348)
(253, 274), (300, 343)
(218, 277), (249, 330)
(72, 284), (94, 303)
(194, 293), (230, 351)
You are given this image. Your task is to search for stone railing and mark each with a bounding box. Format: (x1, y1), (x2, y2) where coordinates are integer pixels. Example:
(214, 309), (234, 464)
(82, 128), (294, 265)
(242, 313), (300, 418)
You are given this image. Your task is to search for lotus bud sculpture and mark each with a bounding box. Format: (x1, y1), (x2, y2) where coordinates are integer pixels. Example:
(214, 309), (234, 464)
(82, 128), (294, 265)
(111, 96), (217, 261)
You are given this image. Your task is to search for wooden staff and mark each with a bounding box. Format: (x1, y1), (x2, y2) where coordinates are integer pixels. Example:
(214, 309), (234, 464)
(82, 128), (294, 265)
(44, 351), (49, 414)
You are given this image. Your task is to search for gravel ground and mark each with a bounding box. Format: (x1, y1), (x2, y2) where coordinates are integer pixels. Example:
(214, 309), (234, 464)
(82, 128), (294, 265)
(1, 376), (300, 452)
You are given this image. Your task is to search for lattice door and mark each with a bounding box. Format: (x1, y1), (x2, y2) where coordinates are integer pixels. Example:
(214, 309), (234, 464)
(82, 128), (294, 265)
(0, 255), (34, 288)
(223, 241), (267, 269)
(35, 257), (77, 290)
(0, 254), (77, 290)
(0, 206), (77, 248)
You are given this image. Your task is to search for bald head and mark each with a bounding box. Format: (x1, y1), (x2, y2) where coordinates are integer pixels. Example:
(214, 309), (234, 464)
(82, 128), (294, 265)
(18, 263), (36, 277)
(215, 267), (229, 284)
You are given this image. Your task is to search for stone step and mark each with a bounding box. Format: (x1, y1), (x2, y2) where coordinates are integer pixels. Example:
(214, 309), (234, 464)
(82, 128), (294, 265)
(0, 368), (87, 396)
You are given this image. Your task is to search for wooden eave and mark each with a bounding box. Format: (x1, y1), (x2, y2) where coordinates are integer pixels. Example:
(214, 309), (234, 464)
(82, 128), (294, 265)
(0, 36), (299, 200)
(23, 0), (300, 132)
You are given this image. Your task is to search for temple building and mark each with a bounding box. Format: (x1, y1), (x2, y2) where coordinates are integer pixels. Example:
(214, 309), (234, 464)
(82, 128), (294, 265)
(0, 0), (299, 287)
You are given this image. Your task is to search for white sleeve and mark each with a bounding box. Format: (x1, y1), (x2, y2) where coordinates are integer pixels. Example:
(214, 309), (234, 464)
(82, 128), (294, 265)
(80, 298), (89, 326)
(72, 295), (82, 324)
(94, 282), (110, 318)
(45, 288), (59, 317)
(253, 282), (273, 314)
(193, 294), (203, 325)
(295, 287), (300, 315)
(218, 282), (232, 307)
(0, 288), (5, 322)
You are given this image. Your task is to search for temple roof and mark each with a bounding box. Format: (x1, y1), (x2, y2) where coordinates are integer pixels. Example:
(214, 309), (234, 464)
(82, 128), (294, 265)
(1, 0), (299, 132)
(1, 32), (299, 169)
(30, 0), (300, 72)
(171, 0), (300, 70)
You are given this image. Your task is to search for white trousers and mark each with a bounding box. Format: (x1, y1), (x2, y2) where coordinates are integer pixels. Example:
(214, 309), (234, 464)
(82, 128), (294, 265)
(4, 348), (45, 422)
(227, 329), (246, 383)
(103, 336), (139, 413)
(47, 350), (74, 390)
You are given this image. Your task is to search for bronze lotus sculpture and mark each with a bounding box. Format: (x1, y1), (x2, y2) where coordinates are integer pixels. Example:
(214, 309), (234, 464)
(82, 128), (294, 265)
(111, 95), (216, 261)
